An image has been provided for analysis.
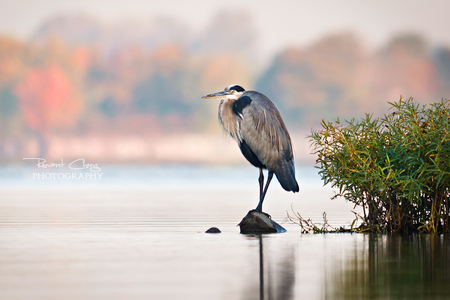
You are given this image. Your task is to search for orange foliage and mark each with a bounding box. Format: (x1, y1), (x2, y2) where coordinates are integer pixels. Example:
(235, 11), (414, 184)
(71, 46), (91, 74)
(152, 44), (181, 63)
(0, 36), (25, 84)
(375, 47), (437, 100)
(14, 64), (82, 133)
(152, 44), (183, 76)
(200, 55), (251, 92)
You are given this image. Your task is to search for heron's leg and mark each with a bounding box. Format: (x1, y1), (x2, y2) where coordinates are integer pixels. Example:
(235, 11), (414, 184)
(255, 171), (273, 212)
(258, 168), (264, 200)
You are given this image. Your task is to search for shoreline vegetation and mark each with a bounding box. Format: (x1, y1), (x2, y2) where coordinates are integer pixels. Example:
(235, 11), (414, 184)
(302, 98), (450, 234)
(286, 207), (366, 234)
(286, 206), (395, 234)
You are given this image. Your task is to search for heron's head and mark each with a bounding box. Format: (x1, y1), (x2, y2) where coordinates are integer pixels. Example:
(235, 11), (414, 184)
(202, 84), (245, 100)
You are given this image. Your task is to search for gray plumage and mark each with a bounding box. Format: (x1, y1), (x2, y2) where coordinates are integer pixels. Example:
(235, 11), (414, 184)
(203, 84), (299, 211)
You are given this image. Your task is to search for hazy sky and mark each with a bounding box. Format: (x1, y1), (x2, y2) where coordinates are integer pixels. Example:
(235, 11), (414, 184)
(1, 0), (450, 61)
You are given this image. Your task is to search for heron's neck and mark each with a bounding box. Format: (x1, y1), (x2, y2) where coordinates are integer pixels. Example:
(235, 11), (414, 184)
(219, 99), (241, 142)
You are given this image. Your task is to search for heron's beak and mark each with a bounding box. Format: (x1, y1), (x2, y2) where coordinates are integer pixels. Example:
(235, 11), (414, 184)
(202, 90), (230, 99)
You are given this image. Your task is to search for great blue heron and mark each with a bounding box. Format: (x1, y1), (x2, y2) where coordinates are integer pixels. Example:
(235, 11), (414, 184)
(202, 84), (299, 212)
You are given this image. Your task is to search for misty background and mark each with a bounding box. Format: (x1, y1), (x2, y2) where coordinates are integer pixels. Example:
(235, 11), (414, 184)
(0, 0), (449, 164)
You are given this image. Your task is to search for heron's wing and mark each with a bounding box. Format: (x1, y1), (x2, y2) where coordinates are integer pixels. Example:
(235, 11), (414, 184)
(236, 92), (293, 169)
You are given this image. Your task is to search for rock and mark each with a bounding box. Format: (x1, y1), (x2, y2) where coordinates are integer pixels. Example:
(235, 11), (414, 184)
(238, 210), (286, 234)
(205, 227), (221, 233)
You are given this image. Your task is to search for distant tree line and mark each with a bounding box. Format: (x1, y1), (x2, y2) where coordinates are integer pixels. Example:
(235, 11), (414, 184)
(0, 12), (449, 159)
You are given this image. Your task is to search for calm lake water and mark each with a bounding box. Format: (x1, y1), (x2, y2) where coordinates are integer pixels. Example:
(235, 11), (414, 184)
(0, 164), (449, 299)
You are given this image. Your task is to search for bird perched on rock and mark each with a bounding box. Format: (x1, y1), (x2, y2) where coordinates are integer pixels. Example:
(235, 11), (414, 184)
(202, 84), (299, 212)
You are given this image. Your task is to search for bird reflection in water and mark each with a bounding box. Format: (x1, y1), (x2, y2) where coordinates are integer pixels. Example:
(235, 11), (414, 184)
(243, 235), (296, 300)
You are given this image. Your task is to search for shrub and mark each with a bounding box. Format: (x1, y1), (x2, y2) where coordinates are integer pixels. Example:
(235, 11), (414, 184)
(310, 98), (450, 233)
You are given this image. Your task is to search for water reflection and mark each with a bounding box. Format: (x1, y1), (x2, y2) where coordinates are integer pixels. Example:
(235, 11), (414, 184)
(1, 166), (449, 299)
(325, 234), (450, 300)
(242, 234), (296, 300)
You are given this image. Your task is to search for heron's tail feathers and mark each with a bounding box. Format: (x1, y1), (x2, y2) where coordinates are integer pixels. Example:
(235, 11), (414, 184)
(274, 160), (299, 193)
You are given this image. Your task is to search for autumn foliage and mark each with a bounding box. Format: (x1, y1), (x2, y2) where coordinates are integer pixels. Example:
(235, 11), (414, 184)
(0, 13), (449, 161)
(14, 64), (82, 133)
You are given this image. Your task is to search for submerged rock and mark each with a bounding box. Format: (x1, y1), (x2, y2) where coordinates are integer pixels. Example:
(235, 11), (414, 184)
(238, 210), (286, 234)
(205, 227), (221, 233)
